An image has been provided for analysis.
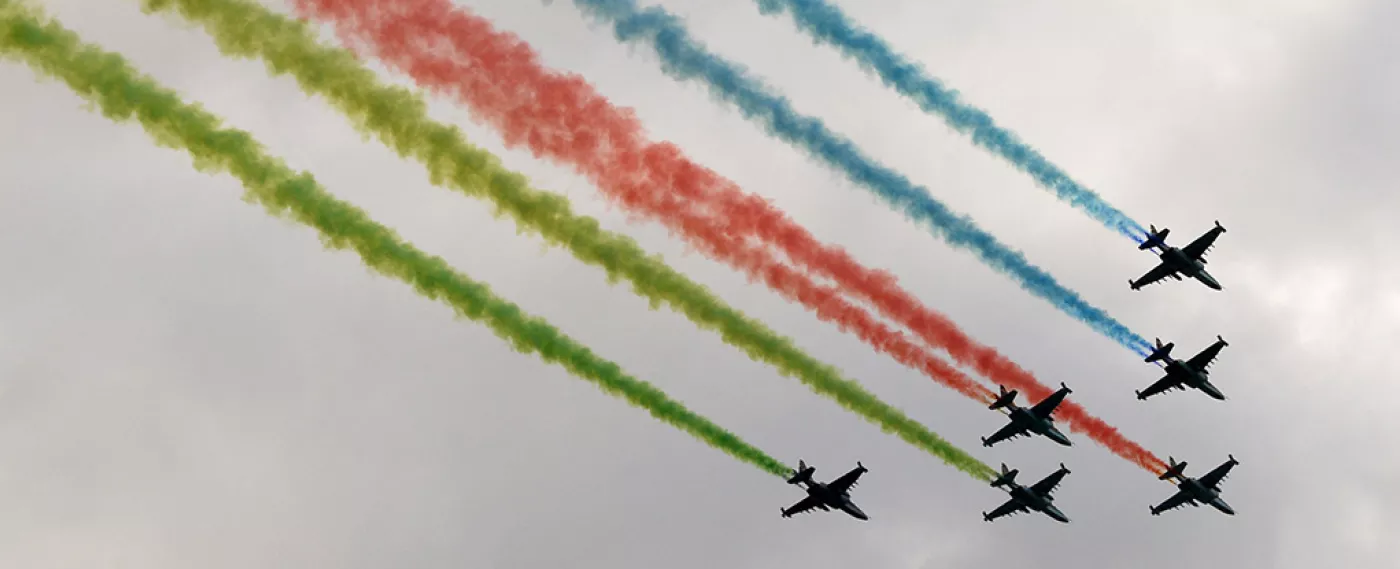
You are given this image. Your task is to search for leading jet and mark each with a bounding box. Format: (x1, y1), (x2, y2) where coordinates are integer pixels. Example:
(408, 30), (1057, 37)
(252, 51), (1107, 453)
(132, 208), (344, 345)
(1151, 455), (1239, 516)
(981, 383), (1074, 448)
(1130, 221), (1227, 291)
(982, 462), (1072, 523)
(779, 460), (869, 521)
(1137, 336), (1230, 401)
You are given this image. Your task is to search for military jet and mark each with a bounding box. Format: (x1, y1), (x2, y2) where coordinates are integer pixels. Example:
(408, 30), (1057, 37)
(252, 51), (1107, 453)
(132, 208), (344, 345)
(779, 460), (869, 521)
(1130, 221), (1227, 291)
(981, 383), (1073, 448)
(982, 462), (1072, 523)
(1137, 336), (1229, 401)
(1151, 455), (1239, 516)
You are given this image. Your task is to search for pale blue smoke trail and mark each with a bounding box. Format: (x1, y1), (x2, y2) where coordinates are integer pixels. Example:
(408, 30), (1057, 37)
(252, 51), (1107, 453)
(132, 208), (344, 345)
(564, 0), (1154, 356)
(752, 0), (1147, 242)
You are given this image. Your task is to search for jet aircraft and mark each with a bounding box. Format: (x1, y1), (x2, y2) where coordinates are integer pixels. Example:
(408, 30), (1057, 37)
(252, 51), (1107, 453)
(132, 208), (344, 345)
(1137, 336), (1230, 401)
(982, 462), (1072, 523)
(779, 460), (869, 521)
(981, 383), (1073, 448)
(1130, 221), (1227, 290)
(1151, 455), (1239, 516)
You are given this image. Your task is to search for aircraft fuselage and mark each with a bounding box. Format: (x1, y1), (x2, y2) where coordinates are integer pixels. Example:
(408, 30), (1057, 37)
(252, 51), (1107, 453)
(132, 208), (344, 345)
(1160, 479), (1235, 516)
(1160, 247), (1221, 290)
(1009, 408), (1072, 447)
(800, 483), (868, 521)
(1162, 361), (1226, 400)
(1008, 485), (1069, 523)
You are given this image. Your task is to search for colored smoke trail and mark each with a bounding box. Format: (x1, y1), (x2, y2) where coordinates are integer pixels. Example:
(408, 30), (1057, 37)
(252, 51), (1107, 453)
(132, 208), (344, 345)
(0, 0), (791, 478)
(294, 0), (993, 435)
(564, 0), (1154, 357)
(140, 0), (997, 480)
(751, 0), (1146, 241)
(292, 0), (1163, 473)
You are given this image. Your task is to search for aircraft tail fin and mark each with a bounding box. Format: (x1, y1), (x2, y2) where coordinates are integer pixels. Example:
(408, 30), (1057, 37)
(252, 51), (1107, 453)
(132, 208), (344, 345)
(1145, 338), (1175, 363)
(990, 463), (1019, 488)
(1159, 457), (1188, 481)
(1139, 225), (1170, 250)
(787, 460), (815, 485)
(988, 385), (1018, 411)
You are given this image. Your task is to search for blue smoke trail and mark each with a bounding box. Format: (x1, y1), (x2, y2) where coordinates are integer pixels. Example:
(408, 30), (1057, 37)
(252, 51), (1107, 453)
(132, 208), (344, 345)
(751, 0), (1147, 242)
(564, 0), (1154, 357)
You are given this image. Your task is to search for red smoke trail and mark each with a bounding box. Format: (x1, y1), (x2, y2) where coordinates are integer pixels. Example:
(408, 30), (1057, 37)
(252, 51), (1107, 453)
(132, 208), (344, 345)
(295, 0), (1164, 474)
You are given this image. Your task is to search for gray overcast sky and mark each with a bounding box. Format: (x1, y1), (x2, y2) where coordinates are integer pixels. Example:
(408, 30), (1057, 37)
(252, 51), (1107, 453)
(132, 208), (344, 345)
(1, 0), (1395, 567)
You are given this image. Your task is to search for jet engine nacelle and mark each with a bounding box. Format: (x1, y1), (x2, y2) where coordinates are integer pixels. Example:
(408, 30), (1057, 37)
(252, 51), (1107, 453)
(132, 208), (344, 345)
(988, 386), (1019, 411)
(1145, 338), (1175, 363)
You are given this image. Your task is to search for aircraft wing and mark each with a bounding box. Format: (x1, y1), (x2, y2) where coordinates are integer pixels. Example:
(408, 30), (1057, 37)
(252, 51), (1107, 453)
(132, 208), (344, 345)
(782, 495), (823, 517)
(984, 421), (1029, 446)
(1138, 374), (1184, 399)
(1198, 459), (1237, 489)
(1131, 262), (1178, 289)
(1181, 226), (1226, 261)
(1153, 489), (1194, 513)
(1030, 469), (1069, 497)
(826, 465), (866, 495)
(1186, 339), (1227, 370)
(985, 498), (1028, 521)
(1030, 388), (1069, 419)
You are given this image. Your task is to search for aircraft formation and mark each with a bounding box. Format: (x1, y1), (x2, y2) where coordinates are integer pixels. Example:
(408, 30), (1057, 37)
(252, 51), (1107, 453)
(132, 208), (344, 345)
(783, 223), (1239, 523)
(4, 0), (1247, 538)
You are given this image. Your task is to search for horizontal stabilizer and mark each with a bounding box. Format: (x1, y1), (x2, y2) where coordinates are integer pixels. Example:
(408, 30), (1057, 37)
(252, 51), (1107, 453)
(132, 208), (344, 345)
(991, 463), (1019, 488)
(1159, 457), (1188, 481)
(1145, 338), (1175, 363)
(989, 385), (1019, 410)
(1139, 225), (1170, 250)
(787, 459), (815, 485)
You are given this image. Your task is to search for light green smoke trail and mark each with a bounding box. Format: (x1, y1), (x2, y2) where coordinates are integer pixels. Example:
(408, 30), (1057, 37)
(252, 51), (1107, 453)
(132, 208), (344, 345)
(0, 0), (791, 478)
(137, 0), (996, 481)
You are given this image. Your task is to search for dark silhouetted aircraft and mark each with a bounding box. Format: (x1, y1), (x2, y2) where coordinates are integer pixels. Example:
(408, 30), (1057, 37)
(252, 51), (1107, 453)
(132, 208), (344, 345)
(981, 383), (1073, 447)
(982, 462), (1072, 523)
(1130, 221), (1226, 290)
(780, 460), (869, 521)
(1151, 455), (1239, 516)
(1138, 336), (1230, 400)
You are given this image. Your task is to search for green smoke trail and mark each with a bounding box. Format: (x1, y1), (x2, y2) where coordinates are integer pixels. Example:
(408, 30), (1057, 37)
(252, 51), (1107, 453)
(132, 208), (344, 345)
(0, 0), (791, 478)
(136, 0), (996, 481)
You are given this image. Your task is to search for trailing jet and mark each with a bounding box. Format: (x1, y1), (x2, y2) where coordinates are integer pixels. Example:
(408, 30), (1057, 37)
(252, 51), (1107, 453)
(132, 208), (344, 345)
(1137, 336), (1230, 401)
(779, 460), (869, 521)
(982, 462), (1072, 523)
(981, 383), (1073, 448)
(1151, 455), (1239, 516)
(1130, 221), (1227, 291)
